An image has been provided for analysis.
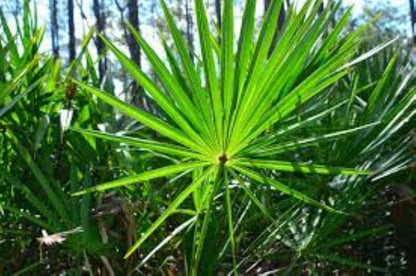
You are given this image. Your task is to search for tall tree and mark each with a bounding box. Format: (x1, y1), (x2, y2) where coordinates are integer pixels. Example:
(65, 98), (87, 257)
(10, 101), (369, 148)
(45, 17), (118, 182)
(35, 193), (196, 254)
(410, 0), (416, 42)
(68, 0), (76, 62)
(114, 0), (144, 107)
(127, 0), (140, 67)
(114, 1), (129, 47)
(93, 0), (107, 83)
(49, 0), (60, 58)
(76, 0), (88, 35)
(215, 0), (221, 28)
(127, 0), (144, 107)
(318, 2), (324, 15)
(185, 0), (194, 55)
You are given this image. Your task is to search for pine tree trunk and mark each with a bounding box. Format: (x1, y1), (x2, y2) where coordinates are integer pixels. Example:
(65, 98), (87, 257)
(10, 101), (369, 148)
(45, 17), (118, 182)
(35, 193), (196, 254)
(215, 0), (221, 28)
(127, 0), (145, 107)
(318, 2), (324, 15)
(50, 0), (60, 58)
(127, 0), (141, 67)
(93, 0), (107, 83)
(278, 2), (286, 30)
(410, 0), (416, 43)
(68, 0), (76, 62)
(185, 0), (194, 57)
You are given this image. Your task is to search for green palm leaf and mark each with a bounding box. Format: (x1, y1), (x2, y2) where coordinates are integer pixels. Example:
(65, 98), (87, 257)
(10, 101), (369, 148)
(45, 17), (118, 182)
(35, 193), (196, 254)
(72, 161), (209, 196)
(72, 0), (398, 266)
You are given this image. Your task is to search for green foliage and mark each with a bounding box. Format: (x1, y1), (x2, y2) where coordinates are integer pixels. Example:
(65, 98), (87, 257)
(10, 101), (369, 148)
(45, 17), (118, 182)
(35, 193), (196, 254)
(0, 0), (414, 274)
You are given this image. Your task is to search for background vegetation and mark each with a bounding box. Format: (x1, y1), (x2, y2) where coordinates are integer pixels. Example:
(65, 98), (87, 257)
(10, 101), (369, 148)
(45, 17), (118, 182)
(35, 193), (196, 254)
(0, 0), (415, 275)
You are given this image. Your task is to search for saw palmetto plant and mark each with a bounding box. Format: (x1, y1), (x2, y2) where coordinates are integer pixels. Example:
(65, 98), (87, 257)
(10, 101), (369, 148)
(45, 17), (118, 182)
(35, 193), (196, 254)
(0, 4), (129, 273)
(233, 45), (415, 273)
(1, 0), (415, 274)
(70, 0), (413, 273)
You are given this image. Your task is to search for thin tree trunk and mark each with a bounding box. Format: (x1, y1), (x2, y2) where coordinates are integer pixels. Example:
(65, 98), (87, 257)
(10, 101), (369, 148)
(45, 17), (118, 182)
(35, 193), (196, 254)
(277, 2), (286, 31)
(151, 1), (156, 40)
(318, 2), (324, 15)
(50, 0), (60, 58)
(410, 0), (416, 43)
(127, 0), (145, 107)
(93, 0), (107, 83)
(215, 0), (221, 28)
(76, 0), (88, 35)
(127, 0), (141, 67)
(68, 0), (76, 62)
(114, 0), (128, 43)
(185, 0), (194, 57)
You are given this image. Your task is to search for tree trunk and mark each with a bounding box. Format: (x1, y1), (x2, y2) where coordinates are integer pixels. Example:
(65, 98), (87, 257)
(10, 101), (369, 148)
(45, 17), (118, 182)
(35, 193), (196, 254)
(410, 0), (416, 43)
(185, 0), (194, 55)
(68, 0), (76, 62)
(93, 0), (107, 83)
(318, 2), (324, 15)
(50, 0), (60, 58)
(215, 0), (221, 28)
(127, 0), (141, 67)
(127, 0), (145, 107)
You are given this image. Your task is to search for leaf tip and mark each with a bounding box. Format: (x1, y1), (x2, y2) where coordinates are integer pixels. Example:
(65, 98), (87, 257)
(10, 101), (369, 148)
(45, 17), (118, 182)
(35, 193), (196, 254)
(71, 191), (86, 197)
